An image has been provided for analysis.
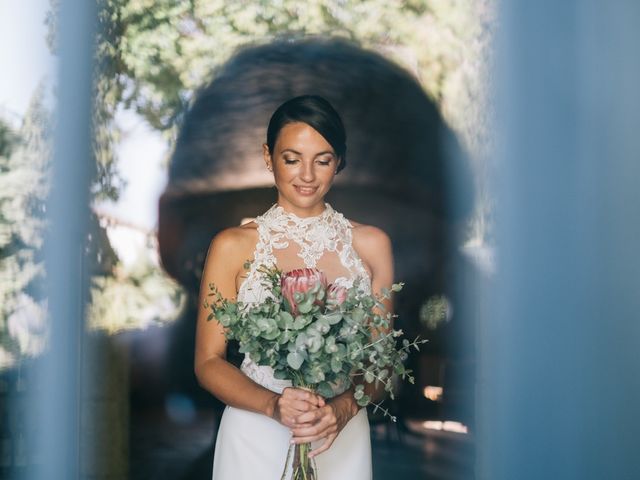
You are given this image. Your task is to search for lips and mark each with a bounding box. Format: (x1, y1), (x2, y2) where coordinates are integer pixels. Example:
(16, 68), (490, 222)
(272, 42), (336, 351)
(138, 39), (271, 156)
(294, 185), (318, 195)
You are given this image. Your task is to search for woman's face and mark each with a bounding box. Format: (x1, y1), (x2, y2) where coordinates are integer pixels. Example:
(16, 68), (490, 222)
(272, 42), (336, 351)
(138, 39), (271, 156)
(263, 122), (340, 214)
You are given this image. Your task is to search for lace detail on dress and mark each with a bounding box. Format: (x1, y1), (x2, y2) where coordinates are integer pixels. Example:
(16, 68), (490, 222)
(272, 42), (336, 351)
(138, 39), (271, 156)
(237, 201), (372, 394)
(247, 202), (370, 292)
(240, 356), (292, 394)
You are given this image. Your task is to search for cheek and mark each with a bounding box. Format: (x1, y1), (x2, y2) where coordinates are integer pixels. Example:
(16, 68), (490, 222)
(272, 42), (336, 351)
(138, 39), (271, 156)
(320, 169), (337, 184)
(273, 166), (296, 183)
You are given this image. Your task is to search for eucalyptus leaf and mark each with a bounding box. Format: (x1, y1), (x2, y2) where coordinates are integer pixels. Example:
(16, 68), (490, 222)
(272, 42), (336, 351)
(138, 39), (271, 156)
(295, 333), (308, 349)
(317, 381), (334, 398)
(330, 357), (343, 373)
(283, 297), (293, 314)
(287, 352), (304, 370)
(273, 369), (289, 380)
(260, 328), (280, 340)
(298, 299), (313, 314)
(278, 311), (294, 328)
(351, 307), (365, 323)
(321, 312), (342, 325)
(250, 351), (262, 363)
(293, 315), (308, 330)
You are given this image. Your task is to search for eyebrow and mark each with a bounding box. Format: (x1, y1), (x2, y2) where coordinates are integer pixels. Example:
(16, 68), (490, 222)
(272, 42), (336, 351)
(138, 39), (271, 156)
(280, 148), (335, 157)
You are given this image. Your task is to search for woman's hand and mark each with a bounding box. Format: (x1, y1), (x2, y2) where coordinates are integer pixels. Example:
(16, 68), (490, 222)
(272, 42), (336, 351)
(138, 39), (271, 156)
(290, 390), (360, 458)
(270, 387), (325, 429)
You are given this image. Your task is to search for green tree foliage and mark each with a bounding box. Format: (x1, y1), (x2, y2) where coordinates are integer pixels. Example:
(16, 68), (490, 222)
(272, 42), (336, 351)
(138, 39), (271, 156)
(105, 0), (493, 239)
(105, 0), (491, 138)
(46, 0), (494, 237)
(87, 242), (187, 333)
(48, 0), (492, 153)
(2, 0), (490, 367)
(0, 87), (51, 365)
(46, 0), (127, 202)
(0, 119), (19, 160)
(0, 87), (186, 368)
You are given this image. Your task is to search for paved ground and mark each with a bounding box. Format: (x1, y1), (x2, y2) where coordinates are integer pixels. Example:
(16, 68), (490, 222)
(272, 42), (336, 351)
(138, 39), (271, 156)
(129, 409), (474, 480)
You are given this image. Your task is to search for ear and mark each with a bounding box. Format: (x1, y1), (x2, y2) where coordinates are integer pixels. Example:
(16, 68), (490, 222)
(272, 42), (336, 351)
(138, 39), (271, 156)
(262, 143), (273, 171)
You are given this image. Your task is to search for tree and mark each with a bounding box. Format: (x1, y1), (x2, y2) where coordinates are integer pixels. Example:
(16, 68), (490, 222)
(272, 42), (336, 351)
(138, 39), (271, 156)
(47, 0), (494, 218)
(0, 87), (51, 364)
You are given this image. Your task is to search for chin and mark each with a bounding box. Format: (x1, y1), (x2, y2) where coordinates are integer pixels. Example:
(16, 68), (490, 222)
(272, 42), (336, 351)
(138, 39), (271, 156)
(283, 189), (326, 207)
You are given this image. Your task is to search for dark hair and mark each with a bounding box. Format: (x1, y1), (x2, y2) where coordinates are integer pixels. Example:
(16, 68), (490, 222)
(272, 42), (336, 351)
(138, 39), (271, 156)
(266, 95), (347, 173)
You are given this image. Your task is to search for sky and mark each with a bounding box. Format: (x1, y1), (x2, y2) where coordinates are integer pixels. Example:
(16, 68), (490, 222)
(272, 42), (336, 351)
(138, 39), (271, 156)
(0, 0), (55, 118)
(0, 0), (168, 231)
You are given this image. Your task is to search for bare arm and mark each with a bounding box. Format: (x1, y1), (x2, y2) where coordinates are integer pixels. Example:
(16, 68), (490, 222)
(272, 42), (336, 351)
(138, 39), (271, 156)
(330, 225), (395, 407)
(357, 225), (395, 403)
(194, 228), (324, 422)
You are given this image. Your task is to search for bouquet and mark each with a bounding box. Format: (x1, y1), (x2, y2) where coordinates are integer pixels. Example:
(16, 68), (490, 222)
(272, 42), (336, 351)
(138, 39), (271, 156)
(206, 263), (426, 480)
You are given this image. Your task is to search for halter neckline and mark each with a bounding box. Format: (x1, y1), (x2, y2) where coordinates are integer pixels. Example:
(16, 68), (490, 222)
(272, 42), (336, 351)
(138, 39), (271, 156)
(270, 202), (333, 223)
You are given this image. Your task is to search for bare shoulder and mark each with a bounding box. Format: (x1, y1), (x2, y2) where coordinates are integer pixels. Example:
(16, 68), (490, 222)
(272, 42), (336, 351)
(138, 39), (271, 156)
(206, 222), (258, 269)
(348, 219), (393, 278)
(349, 219), (392, 252)
(212, 223), (255, 246)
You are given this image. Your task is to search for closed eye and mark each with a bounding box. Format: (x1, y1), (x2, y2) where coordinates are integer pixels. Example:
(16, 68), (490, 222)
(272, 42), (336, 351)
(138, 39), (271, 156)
(284, 159), (332, 165)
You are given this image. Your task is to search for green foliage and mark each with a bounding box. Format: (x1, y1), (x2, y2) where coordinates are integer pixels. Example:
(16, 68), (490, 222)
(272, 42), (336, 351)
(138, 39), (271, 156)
(47, 0), (127, 202)
(208, 264), (426, 418)
(419, 293), (451, 330)
(87, 248), (187, 333)
(0, 87), (52, 364)
(0, 120), (19, 160)
(42, 1), (497, 246)
(46, 0), (494, 202)
(0, 87), (186, 369)
(93, 0), (493, 145)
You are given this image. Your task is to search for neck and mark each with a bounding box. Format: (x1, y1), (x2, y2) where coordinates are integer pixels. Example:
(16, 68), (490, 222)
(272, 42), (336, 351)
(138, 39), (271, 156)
(275, 199), (327, 218)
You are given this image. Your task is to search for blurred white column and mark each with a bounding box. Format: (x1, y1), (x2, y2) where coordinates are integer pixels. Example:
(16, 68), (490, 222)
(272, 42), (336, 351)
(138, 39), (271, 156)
(479, 1), (640, 479)
(36, 1), (96, 479)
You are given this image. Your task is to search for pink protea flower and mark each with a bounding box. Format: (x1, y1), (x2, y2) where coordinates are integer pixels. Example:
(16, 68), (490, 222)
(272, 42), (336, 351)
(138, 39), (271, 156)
(281, 268), (327, 315)
(326, 283), (348, 308)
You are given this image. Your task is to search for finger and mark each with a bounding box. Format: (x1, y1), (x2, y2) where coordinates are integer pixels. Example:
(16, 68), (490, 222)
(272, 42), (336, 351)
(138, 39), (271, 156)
(290, 415), (331, 436)
(290, 424), (323, 439)
(279, 417), (297, 429)
(289, 399), (322, 412)
(308, 434), (337, 458)
(278, 404), (321, 423)
(294, 408), (325, 425)
(297, 405), (337, 426)
(291, 422), (336, 440)
(277, 397), (319, 416)
(286, 388), (324, 406)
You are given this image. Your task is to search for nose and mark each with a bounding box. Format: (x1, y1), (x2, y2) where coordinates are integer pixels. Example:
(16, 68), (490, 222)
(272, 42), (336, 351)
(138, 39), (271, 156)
(299, 160), (316, 183)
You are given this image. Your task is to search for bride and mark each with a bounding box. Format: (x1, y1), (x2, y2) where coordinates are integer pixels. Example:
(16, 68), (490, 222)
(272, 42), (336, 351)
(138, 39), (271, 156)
(194, 95), (395, 479)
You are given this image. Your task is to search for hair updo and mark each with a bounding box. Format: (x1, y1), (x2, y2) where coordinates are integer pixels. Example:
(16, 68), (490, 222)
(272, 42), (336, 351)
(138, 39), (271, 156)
(266, 95), (347, 174)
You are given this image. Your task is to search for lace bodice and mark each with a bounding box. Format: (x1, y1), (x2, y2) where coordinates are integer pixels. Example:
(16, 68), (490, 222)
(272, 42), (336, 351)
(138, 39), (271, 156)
(238, 201), (372, 393)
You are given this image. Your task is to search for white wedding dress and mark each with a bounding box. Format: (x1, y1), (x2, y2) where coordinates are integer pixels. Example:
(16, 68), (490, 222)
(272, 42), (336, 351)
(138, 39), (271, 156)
(211, 202), (373, 480)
